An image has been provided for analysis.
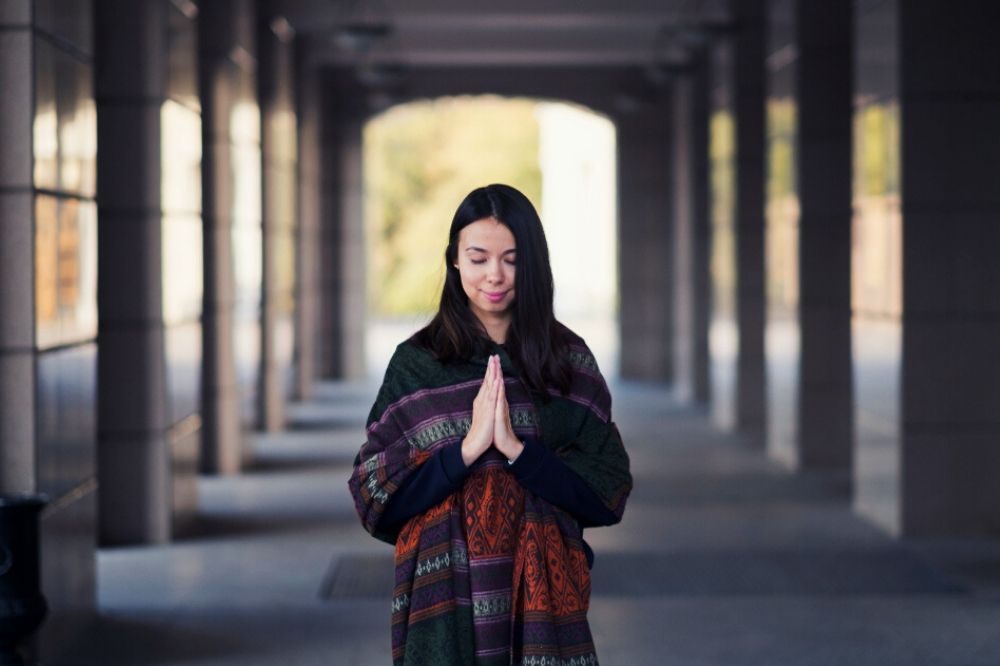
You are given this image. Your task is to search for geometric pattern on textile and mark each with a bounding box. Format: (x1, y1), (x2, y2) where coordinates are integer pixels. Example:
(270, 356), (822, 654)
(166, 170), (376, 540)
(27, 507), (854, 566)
(349, 332), (630, 665)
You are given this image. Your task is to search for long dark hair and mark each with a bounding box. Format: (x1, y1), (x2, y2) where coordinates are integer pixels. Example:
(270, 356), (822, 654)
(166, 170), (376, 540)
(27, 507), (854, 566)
(413, 184), (572, 396)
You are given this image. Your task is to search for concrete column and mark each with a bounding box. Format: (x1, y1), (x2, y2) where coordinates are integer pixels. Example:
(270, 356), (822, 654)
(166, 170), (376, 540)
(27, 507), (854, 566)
(94, 0), (170, 544)
(319, 102), (367, 380)
(294, 45), (320, 399)
(618, 103), (675, 381)
(258, 15), (296, 431)
(339, 117), (367, 380)
(673, 76), (695, 399)
(199, 0), (248, 473)
(0, 1), (36, 494)
(898, 2), (1000, 535)
(690, 51), (712, 404)
(318, 97), (344, 379)
(796, 1), (853, 469)
(735, 0), (767, 439)
(673, 51), (712, 404)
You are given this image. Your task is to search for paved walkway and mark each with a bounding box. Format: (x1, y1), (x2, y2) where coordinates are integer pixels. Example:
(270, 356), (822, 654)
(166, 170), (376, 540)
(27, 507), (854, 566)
(51, 380), (1000, 665)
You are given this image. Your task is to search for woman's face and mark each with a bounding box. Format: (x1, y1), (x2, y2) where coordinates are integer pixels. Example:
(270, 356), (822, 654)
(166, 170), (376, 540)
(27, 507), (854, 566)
(454, 217), (516, 325)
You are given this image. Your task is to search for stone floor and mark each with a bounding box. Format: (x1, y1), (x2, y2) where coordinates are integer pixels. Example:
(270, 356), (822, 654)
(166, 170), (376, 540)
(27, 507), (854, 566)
(46, 380), (1000, 665)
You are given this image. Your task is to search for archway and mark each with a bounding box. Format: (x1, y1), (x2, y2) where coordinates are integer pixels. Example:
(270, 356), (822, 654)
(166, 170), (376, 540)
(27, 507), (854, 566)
(362, 95), (619, 378)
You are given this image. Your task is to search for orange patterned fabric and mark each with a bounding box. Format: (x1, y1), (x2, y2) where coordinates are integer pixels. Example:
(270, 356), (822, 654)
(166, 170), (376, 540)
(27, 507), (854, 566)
(513, 507), (591, 616)
(463, 465), (524, 557)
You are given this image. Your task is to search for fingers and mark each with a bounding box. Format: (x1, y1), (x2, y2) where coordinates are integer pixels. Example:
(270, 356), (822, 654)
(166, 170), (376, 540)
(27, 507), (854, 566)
(475, 370), (489, 401)
(495, 363), (506, 406)
(487, 356), (500, 403)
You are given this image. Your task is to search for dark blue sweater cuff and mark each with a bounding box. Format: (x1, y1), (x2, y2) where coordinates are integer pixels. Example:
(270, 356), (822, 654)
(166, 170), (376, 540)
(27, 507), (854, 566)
(440, 439), (471, 485)
(508, 437), (548, 478)
(508, 439), (618, 528)
(378, 441), (470, 530)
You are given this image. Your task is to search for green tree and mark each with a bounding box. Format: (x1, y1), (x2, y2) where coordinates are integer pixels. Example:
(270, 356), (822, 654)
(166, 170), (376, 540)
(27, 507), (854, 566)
(364, 96), (542, 316)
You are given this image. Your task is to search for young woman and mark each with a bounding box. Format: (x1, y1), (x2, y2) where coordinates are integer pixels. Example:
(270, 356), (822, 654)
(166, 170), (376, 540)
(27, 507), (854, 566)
(349, 184), (632, 665)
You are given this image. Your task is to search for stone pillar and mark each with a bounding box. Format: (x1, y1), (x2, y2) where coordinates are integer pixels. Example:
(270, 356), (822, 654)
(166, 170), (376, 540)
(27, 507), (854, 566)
(690, 51), (712, 404)
(618, 102), (675, 381)
(338, 116), (367, 380)
(734, 0), (767, 439)
(319, 100), (367, 380)
(318, 96), (344, 379)
(898, 2), (1000, 535)
(673, 76), (695, 399)
(199, 0), (255, 473)
(796, 0), (853, 469)
(673, 51), (712, 404)
(294, 45), (321, 400)
(94, 0), (170, 543)
(11, 0), (100, 654)
(0, 1), (36, 494)
(258, 15), (296, 431)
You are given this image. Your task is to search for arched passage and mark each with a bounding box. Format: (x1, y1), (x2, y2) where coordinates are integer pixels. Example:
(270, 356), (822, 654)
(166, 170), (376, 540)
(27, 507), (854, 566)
(361, 95), (619, 378)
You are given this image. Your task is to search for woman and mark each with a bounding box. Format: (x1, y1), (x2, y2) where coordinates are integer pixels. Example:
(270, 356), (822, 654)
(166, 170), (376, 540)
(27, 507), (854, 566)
(349, 184), (631, 665)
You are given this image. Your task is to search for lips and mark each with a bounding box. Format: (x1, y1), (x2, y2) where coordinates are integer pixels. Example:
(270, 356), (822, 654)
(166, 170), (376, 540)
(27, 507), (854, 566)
(482, 290), (509, 303)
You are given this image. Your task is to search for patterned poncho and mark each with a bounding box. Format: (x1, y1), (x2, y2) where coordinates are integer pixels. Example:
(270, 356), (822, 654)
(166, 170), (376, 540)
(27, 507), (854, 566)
(349, 332), (631, 665)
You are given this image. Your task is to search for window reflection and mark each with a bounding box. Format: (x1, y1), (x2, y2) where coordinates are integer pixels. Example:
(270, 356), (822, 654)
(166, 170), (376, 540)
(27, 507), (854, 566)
(35, 196), (98, 349)
(33, 39), (96, 196)
(33, 43), (58, 189)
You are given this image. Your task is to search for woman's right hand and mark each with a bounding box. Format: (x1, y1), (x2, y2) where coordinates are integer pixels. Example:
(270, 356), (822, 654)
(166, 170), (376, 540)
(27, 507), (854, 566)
(461, 355), (499, 467)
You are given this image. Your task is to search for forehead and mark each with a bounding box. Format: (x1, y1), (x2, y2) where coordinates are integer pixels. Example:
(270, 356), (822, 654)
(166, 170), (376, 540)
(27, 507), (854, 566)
(458, 218), (516, 250)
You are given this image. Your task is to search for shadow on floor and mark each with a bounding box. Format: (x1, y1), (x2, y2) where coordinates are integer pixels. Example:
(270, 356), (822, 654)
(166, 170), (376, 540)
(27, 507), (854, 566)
(47, 615), (257, 666)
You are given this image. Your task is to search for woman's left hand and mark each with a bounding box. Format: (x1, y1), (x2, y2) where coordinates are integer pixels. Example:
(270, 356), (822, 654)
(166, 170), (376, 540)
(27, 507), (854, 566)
(492, 361), (524, 462)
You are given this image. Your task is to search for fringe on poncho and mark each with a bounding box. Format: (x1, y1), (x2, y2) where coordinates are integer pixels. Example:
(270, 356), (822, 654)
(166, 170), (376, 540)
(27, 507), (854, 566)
(348, 332), (631, 665)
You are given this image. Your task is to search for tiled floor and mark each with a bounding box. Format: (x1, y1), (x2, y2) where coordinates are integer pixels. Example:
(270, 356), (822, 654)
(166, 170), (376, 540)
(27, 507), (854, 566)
(48, 380), (1000, 665)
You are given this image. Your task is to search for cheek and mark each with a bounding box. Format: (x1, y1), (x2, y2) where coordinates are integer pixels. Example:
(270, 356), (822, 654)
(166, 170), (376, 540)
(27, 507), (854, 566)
(458, 264), (480, 288)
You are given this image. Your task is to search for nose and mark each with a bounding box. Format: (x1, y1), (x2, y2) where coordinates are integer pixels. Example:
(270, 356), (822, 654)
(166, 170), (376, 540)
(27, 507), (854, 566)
(486, 260), (504, 284)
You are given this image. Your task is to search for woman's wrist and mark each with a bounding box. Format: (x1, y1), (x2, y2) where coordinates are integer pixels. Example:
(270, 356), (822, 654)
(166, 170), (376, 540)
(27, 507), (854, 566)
(460, 438), (480, 467)
(503, 439), (525, 464)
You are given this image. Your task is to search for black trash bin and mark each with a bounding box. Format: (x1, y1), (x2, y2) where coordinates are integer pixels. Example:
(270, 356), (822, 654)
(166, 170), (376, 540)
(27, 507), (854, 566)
(0, 495), (48, 664)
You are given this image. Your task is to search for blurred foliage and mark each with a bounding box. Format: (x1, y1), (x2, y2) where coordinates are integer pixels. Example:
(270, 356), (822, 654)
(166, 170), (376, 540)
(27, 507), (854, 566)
(364, 96), (543, 316)
(854, 102), (900, 197)
(709, 109), (736, 315)
(766, 98), (796, 200)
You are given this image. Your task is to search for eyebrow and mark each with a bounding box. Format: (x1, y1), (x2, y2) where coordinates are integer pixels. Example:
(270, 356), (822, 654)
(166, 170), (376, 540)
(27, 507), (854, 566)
(465, 246), (516, 255)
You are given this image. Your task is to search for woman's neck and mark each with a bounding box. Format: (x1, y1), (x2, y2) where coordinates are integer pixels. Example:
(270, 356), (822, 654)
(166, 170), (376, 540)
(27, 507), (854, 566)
(477, 314), (511, 344)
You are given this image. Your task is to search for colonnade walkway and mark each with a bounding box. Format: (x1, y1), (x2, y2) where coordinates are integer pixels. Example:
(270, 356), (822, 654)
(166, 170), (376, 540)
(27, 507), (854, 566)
(52, 380), (1000, 665)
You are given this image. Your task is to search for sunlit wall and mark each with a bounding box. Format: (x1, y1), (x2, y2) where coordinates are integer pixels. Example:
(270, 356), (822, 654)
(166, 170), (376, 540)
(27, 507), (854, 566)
(536, 102), (618, 374)
(162, 1), (203, 528)
(852, 0), (903, 534)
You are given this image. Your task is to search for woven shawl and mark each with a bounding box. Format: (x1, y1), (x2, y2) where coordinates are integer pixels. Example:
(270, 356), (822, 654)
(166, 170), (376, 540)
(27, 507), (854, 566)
(349, 336), (631, 666)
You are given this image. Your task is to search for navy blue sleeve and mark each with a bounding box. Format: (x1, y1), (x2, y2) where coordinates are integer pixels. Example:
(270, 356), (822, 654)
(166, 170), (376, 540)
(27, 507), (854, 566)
(508, 439), (619, 527)
(377, 441), (471, 530)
